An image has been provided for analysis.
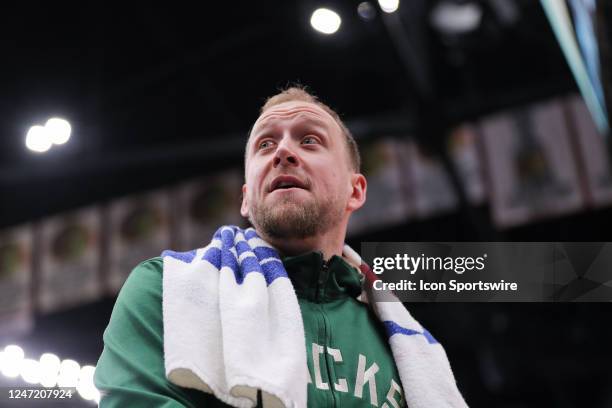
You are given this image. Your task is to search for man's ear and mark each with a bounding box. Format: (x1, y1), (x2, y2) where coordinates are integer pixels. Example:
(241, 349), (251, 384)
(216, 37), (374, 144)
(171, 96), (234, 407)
(347, 173), (367, 212)
(240, 184), (249, 218)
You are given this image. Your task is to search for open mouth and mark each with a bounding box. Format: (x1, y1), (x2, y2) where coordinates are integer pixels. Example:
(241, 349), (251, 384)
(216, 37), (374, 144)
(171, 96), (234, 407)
(269, 176), (308, 192)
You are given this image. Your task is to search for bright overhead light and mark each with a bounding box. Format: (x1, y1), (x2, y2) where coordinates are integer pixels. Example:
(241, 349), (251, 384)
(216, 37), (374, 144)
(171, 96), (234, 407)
(45, 117), (71, 145)
(40, 352), (61, 369)
(20, 358), (42, 384)
(431, 1), (483, 34)
(25, 125), (53, 153)
(39, 353), (61, 388)
(2, 345), (100, 403)
(310, 8), (342, 35)
(77, 365), (100, 401)
(378, 0), (399, 13)
(57, 359), (81, 387)
(2, 345), (25, 378)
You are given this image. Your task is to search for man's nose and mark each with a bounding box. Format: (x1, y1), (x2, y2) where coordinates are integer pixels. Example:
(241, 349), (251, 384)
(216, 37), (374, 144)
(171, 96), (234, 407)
(273, 139), (299, 167)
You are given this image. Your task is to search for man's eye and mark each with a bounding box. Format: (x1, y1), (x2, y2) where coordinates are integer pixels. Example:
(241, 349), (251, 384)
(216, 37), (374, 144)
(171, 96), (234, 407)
(258, 140), (273, 150)
(302, 136), (318, 145)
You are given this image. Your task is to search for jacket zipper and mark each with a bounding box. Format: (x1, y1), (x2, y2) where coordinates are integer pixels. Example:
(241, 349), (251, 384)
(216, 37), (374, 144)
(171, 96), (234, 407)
(317, 258), (337, 407)
(316, 258), (329, 302)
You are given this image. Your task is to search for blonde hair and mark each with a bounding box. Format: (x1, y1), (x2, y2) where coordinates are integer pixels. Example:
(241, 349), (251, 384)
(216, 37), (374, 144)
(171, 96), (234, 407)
(248, 86), (361, 172)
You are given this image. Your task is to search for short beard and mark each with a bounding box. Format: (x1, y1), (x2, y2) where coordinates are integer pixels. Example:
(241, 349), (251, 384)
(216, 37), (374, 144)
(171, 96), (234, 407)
(250, 193), (343, 240)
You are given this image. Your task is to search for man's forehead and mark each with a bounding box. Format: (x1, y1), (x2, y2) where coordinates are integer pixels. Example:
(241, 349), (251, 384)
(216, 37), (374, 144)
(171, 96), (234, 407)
(253, 101), (337, 130)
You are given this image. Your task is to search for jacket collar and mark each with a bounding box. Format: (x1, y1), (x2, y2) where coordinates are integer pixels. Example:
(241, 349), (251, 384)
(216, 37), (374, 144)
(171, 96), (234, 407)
(282, 251), (362, 303)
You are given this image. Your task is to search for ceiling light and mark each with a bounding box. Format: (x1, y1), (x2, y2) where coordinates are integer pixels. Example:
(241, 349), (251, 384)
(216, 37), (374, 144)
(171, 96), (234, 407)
(25, 125), (52, 153)
(378, 0), (399, 14)
(310, 8), (342, 35)
(45, 117), (71, 145)
(358, 2), (377, 20)
(431, 1), (483, 35)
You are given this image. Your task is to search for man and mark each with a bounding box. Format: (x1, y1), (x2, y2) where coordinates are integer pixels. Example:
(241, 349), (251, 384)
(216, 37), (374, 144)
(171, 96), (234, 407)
(240, 87), (366, 263)
(94, 87), (462, 407)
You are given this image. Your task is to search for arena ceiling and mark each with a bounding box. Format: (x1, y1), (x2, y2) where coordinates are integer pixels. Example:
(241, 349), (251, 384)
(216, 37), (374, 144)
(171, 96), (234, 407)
(0, 0), (575, 227)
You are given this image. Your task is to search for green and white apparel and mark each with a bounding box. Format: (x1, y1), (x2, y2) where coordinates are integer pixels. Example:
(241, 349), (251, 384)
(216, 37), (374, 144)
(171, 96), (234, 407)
(94, 251), (405, 407)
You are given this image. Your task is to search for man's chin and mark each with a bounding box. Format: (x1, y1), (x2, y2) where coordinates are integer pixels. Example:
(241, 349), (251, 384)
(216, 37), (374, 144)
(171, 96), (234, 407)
(266, 194), (311, 210)
(252, 204), (319, 239)
(266, 204), (307, 222)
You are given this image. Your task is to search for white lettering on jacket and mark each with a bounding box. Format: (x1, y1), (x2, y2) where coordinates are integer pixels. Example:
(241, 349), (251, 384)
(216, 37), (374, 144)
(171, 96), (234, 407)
(327, 347), (348, 393)
(312, 343), (329, 390)
(354, 354), (379, 406)
(382, 379), (403, 408)
(307, 342), (404, 407)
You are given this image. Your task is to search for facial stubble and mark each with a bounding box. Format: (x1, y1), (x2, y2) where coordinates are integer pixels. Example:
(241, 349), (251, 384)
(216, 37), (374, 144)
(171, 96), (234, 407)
(250, 190), (344, 239)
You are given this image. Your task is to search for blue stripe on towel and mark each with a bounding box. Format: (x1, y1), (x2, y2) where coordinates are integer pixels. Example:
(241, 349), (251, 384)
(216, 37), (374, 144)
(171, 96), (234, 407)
(422, 329), (438, 345)
(261, 259), (288, 285)
(235, 240), (252, 257)
(238, 255), (262, 276)
(253, 246), (278, 261)
(245, 229), (259, 240)
(203, 247), (222, 269)
(384, 321), (439, 344)
(162, 226), (288, 286)
(221, 250), (239, 278)
(161, 250), (197, 264)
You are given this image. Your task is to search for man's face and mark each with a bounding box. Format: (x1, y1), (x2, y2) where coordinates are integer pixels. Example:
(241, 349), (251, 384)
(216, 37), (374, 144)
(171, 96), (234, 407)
(241, 101), (358, 240)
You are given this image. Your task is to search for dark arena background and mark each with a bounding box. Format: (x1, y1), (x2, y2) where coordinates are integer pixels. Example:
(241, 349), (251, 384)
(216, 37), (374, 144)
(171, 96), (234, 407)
(1, 1), (612, 407)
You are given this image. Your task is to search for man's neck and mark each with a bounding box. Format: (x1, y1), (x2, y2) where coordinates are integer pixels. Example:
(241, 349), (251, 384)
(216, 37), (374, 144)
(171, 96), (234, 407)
(257, 229), (346, 261)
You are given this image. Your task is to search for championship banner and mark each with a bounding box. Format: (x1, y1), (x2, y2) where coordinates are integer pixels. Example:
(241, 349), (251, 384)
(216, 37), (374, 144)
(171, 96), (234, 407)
(0, 226), (33, 338)
(362, 242), (612, 302)
(107, 189), (171, 294)
(347, 138), (413, 236)
(37, 207), (102, 313)
(174, 170), (244, 251)
(403, 140), (458, 219)
(480, 99), (583, 227)
(566, 94), (612, 207)
(448, 123), (486, 205)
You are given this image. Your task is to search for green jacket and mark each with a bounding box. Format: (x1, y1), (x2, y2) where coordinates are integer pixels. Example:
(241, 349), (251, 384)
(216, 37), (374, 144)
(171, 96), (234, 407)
(94, 252), (405, 407)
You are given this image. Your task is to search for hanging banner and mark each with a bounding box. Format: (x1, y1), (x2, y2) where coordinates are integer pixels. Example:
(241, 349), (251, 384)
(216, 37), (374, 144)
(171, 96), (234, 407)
(37, 207), (102, 313)
(480, 99), (583, 227)
(107, 189), (171, 294)
(448, 123), (486, 205)
(348, 138), (413, 236)
(403, 141), (458, 219)
(175, 170), (244, 251)
(566, 94), (612, 207)
(0, 226), (33, 338)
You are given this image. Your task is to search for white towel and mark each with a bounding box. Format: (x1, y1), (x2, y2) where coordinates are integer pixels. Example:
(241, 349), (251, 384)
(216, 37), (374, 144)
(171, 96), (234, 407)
(162, 226), (468, 408)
